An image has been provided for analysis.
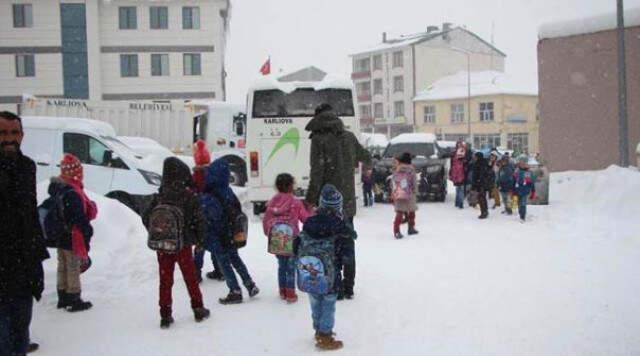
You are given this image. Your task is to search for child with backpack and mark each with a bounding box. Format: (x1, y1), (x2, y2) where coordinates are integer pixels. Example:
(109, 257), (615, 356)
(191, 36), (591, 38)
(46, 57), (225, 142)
(497, 155), (515, 215)
(392, 153), (418, 239)
(201, 158), (259, 305)
(361, 168), (374, 207)
(263, 173), (312, 303)
(294, 184), (353, 351)
(513, 155), (537, 223)
(44, 154), (97, 312)
(143, 157), (210, 329)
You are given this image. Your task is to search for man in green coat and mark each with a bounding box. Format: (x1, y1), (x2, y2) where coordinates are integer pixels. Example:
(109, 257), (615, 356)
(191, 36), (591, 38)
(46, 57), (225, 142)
(305, 104), (371, 300)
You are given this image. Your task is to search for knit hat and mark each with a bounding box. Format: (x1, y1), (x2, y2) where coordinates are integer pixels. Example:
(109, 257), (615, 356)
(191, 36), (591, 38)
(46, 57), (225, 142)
(517, 154), (528, 163)
(319, 184), (343, 212)
(397, 152), (412, 165)
(193, 139), (211, 165)
(60, 153), (83, 181)
(474, 151), (484, 159)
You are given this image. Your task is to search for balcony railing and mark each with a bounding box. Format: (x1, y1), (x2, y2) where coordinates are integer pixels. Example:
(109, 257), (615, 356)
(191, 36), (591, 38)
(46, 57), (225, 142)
(351, 71), (371, 80)
(357, 93), (371, 102)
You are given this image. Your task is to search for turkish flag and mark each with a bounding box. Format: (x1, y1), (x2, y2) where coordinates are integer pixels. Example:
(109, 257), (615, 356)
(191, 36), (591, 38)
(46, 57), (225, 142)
(259, 58), (271, 75)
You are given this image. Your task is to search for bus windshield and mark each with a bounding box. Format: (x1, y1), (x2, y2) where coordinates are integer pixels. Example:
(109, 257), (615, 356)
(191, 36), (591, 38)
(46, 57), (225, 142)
(252, 88), (355, 118)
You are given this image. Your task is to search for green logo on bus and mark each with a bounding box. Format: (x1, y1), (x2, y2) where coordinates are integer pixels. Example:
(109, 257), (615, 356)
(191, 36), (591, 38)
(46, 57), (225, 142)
(267, 127), (300, 162)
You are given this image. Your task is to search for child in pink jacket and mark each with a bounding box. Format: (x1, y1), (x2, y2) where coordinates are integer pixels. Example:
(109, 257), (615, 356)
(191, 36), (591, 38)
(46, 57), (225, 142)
(263, 173), (313, 303)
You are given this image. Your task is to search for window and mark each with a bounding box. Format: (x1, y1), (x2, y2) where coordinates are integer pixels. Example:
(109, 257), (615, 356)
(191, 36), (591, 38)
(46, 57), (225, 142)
(120, 54), (138, 77)
(251, 89), (354, 118)
(479, 102), (494, 122)
(507, 133), (529, 154)
(150, 6), (169, 29)
(374, 103), (384, 118)
(359, 105), (371, 118)
(151, 54), (169, 76)
(13, 4), (33, 28)
(119, 7), (137, 29)
(473, 133), (501, 150)
(373, 79), (383, 95)
(443, 134), (469, 142)
(183, 53), (201, 75)
(63, 133), (111, 167)
(392, 51), (403, 68)
(451, 103), (465, 123)
(355, 58), (370, 72)
(15, 55), (35, 77)
(423, 106), (436, 124)
(373, 55), (382, 70)
(357, 82), (371, 97)
(182, 7), (200, 29)
(394, 101), (405, 118)
(393, 76), (404, 93)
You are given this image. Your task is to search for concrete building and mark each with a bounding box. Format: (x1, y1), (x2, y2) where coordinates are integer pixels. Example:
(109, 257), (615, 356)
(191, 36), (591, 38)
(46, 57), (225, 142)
(350, 24), (506, 137)
(414, 71), (539, 154)
(538, 8), (640, 171)
(1, 0), (230, 113)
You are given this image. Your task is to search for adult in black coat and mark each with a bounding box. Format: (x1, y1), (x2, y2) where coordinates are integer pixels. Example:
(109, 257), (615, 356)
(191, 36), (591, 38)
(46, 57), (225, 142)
(471, 151), (492, 219)
(0, 112), (49, 355)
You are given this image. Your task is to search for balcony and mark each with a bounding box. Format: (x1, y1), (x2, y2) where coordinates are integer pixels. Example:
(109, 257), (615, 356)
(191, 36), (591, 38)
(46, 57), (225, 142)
(357, 93), (372, 102)
(351, 71), (371, 80)
(360, 116), (374, 125)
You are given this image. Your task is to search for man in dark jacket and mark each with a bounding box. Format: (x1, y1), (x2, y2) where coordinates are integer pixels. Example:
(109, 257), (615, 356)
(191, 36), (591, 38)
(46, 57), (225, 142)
(305, 104), (371, 300)
(471, 151), (492, 219)
(0, 111), (49, 355)
(143, 157), (210, 329)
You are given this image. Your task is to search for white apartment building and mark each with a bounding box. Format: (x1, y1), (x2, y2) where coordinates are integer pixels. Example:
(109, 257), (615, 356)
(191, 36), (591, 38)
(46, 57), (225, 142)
(0, 0), (229, 113)
(350, 23), (506, 137)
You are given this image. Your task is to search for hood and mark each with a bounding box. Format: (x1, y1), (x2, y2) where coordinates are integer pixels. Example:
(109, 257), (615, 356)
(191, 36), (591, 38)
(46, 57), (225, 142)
(47, 176), (73, 196)
(204, 158), (230, 193)
(302, 213), (345, 239)
(266, 192), (297, 217)
(161, 157), (193, 190)
(304, 111), (344, 133)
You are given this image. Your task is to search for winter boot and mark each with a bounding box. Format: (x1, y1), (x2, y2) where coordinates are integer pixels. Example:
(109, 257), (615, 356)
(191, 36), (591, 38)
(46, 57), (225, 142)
(160, 316), (174, 329)
(407, 227), (419, 235)
(285, 288), (298, 303)
(316, 333), (344, 351)
(66, 293), (92, 312)
(279, 288), (286, 300)
(206, 270), (225, 281)
(315, 331), (336, 342)
(506, 207), (513, 215)
(27, 342), (39, 353)
(478, 213), (488, 219)
(246, 283), (260, 298)
(344, 287), (354, 300)
(193, 307), (211, 322)
(57, 289), (70, 309)
(219, 290), (243, 305)
(394, 232), (404, 239)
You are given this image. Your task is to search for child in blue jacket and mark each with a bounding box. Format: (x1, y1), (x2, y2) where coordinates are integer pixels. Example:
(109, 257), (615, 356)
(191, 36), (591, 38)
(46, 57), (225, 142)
(513, 155), (536, 222)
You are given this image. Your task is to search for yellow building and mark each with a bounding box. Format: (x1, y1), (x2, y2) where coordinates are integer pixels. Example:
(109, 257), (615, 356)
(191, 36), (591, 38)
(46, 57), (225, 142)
(414, 71), (539, 154)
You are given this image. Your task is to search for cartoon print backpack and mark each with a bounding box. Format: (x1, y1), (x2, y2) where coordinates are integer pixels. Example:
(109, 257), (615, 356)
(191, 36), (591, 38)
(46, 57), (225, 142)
(147, 203), (185, 253)
(296, 232), (336, 295)
(393, 169), (413, 201)
(38, 191), (70, 248)
(268, 222), (295, 256)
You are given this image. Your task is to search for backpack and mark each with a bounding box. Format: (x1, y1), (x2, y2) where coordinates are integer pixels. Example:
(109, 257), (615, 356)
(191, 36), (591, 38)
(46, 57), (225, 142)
(213, 191), (248, 249)
(268, 222), (295, 256)
(296, 231), (336, 295)
(38, 191), (70, 248)
(393, 169), (413, 201)
(147, 203), (185, 254)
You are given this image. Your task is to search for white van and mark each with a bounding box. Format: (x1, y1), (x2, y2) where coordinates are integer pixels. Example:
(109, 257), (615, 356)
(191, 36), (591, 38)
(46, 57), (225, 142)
(20, 116), (162, 197)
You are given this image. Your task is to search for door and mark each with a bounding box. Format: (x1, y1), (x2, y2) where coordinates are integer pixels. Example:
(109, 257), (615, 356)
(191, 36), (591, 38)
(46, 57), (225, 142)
(63, 133), (114, 194)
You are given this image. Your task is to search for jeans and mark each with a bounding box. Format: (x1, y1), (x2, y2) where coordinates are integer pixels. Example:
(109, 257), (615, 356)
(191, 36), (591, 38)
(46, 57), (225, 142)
(277, 255), (296, 290)
(518, 195), (528, 220)
(335, 237), (355, 294)
(157, 247), (203, 317)
(0, 296), (33, 356)
(500, 191), (511, 211)
(309, 293), (337, 334)
(363, 188), (373, 207)
(455, 185), (465, 208)
(212, 240), (254, 292)
(193, 248), (220, 273)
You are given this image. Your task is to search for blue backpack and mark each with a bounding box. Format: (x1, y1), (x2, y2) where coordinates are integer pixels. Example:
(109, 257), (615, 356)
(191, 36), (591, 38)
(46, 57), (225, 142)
(296, 231), (336, 295)
(38, 191), (70, 248)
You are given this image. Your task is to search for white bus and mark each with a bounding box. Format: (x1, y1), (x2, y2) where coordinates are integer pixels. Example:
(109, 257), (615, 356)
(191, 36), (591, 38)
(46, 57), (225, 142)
(245, 75), (359, 215)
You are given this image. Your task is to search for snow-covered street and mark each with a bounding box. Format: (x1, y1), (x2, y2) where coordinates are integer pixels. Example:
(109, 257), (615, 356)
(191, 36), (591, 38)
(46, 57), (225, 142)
(31, 166), (640, 355)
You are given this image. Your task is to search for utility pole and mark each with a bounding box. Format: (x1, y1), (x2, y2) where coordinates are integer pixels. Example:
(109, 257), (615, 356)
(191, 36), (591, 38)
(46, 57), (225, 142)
(617, 0), (629, 166)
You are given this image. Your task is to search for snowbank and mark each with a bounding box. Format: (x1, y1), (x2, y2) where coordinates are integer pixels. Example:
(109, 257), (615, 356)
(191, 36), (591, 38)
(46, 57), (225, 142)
(539, 7), (640, 39)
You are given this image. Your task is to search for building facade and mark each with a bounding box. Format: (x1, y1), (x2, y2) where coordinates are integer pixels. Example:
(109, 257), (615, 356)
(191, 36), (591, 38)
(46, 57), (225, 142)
(350, 24), (506, 137)
(1, 0), (229, 112)
(538, 10), (640, 172)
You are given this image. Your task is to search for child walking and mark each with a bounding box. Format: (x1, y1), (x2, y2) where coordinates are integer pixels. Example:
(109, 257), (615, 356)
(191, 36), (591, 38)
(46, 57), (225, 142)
(263, 173), (312, 303)
(295, 184), (353, 350)
(361, 168), (374, 207)
(513, 155), (536, 222)
(392, 153), (418, 239)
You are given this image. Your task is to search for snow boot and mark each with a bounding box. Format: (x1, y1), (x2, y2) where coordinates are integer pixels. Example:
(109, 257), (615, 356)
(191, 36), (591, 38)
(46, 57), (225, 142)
(316, 333), (344, 351)
(279, 288), (286, 300)
(394, 232), (404, 239)
(285, 288), (298, 303)
(206, 270), (225, 281)
(219, 290), (243, 305)
(160, 316), (174, 329)
(506, 207), (513, 215)
(66, 293), (92, 312)
(193, 307), (211, 322)
(246, 283), (260, 298)
(27, 342), (39, 353)
(407, 227), (419, 235)
(57, 289), (70, 309)
(478, 212), (488, 219)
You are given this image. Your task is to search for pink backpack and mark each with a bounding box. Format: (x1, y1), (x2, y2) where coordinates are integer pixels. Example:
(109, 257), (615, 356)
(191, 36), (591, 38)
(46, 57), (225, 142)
(393, 168), (413, 201)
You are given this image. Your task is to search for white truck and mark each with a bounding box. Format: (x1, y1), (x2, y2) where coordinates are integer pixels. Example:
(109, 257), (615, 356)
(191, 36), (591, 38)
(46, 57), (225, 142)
(18, 97), (248, 186)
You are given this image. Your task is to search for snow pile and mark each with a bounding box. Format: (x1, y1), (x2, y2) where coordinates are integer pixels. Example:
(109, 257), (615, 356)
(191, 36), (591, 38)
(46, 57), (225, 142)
(539, 7), (640, 39)
(414, 71), (538, 101)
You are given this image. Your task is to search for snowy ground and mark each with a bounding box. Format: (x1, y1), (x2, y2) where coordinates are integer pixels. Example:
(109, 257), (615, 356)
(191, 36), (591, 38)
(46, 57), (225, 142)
(32, 166), (640, 355)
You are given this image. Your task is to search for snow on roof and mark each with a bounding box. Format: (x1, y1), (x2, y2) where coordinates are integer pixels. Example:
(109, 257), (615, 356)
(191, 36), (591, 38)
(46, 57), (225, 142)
(350, 32), (440, 56)
(389, 133), (437, 144)
(248, 73), (353, 94)
(414, 71), (538, 102)
(361, 133), (389, 147)
(539, 7), (640, 39)
(22, 116), (117, 137)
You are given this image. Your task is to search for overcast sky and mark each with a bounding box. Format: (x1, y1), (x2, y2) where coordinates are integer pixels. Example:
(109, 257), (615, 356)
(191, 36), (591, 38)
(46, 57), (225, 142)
(225, 0), (640, 103)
